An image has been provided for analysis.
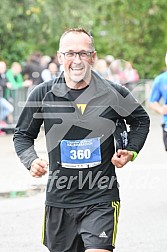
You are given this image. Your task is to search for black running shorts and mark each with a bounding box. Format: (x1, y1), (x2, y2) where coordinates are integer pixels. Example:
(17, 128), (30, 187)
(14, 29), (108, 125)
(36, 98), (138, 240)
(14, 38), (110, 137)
(42, 201), (120, 252)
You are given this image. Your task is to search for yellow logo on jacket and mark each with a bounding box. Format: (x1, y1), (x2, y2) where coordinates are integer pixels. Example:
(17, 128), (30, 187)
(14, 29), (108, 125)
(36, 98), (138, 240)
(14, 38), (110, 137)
(76, 104), (87, 114)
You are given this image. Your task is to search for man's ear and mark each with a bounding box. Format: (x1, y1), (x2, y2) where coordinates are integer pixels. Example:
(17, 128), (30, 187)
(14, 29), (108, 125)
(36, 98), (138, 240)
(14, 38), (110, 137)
(91, 51), (97, 65)
(57, 52), (63, 65)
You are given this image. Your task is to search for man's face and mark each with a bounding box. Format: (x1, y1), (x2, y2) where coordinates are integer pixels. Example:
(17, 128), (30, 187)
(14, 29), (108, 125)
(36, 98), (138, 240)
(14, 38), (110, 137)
(57, 32), (96, 87)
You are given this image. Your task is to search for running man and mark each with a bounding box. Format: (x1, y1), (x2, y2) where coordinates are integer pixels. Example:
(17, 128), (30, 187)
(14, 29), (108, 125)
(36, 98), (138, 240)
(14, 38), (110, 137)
(13, 28), (150, 252)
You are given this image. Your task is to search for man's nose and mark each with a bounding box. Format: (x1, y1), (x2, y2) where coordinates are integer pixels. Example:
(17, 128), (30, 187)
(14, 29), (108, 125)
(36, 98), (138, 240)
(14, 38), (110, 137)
(73, 53), (82, 62)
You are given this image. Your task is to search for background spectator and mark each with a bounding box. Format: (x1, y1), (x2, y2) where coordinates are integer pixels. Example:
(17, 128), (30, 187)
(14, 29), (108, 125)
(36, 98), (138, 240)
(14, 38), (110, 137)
(5, 62), (32, 101)
(123, 61), (139, 84)
(108, 59), (139, 90)
(22, 52), (43, 89)
(41, 62), (58, 82)
(0, 61), (14, 134)
(93, 58), (108, 78)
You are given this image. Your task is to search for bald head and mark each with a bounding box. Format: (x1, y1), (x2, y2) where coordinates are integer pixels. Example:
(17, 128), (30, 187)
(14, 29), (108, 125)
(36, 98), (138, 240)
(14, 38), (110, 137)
(59, 28), (95, 51)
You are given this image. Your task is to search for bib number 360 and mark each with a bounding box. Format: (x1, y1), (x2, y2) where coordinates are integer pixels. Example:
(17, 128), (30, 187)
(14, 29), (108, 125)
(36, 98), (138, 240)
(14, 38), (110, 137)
(60, 138), (102, 168)
(70, 149), (91, 160)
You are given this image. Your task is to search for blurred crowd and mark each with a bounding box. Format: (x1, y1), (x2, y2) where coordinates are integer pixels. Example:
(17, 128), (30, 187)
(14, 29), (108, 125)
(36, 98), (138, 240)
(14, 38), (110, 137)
(93, 54), (139, 85)
(0, 52), (60, 135)
(0, 52), (139, 135)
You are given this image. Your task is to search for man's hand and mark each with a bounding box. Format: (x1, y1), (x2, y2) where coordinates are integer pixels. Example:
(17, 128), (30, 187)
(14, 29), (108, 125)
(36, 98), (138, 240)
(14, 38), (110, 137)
(30, 158), (48, 177)
(111, 149), (133, 168)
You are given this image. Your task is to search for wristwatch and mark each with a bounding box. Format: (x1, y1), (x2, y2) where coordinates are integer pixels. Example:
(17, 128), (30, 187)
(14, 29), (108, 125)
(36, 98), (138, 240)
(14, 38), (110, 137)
(131, 151), (138, 161)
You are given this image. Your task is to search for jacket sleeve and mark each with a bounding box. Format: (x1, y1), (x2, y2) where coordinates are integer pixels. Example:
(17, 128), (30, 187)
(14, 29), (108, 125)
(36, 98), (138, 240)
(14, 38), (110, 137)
(13, 85), (44, 169)
(114, 84), (150, 153)
(125, 103), (150, 153)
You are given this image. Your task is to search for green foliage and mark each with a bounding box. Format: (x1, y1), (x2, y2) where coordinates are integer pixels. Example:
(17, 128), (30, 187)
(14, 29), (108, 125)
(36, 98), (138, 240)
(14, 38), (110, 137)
(0, 0), (166, 78)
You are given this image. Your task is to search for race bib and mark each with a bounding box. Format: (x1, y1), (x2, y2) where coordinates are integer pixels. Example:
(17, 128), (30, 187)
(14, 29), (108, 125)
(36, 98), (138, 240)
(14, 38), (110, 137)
(60, 137), (102, 168)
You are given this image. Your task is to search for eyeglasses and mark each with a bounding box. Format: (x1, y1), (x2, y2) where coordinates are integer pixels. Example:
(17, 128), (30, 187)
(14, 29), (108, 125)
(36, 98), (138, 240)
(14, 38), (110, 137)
(60, 51), (94, 60)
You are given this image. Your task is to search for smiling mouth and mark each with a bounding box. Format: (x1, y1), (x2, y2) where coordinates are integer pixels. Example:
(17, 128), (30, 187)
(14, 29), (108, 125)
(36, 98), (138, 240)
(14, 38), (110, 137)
(70, 67), (84, 76)
(71, 67), (83, 71)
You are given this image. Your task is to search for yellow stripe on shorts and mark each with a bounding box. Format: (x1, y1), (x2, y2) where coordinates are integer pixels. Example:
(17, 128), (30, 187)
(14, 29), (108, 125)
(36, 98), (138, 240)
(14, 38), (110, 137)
(111, 201), (120, 247)
(41, 208), (46, 244)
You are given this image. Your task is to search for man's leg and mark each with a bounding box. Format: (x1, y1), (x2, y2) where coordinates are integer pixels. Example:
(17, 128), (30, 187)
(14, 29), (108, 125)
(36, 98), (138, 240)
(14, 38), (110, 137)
(42, 206), (85, 252)
(80, 201), (120, 252)
(162, 127), (167, 151)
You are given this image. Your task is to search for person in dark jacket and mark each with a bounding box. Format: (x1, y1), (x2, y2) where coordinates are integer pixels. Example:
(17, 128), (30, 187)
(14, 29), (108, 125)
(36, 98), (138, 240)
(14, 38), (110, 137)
(13, 28), (150, 252)
(22, 52), (43, 94)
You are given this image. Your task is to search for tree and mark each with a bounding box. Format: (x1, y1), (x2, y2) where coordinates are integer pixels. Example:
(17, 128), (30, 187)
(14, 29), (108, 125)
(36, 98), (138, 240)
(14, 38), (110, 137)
(0, 0), (166, 78)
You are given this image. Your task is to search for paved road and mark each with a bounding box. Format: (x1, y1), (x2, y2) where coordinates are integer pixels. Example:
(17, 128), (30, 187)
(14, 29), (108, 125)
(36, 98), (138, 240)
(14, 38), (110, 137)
(0, 110), (167, 252)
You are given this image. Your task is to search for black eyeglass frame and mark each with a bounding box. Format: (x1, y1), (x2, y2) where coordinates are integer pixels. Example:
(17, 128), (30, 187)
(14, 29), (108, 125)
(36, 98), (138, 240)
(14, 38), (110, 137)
(59, 51), (95, 60)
